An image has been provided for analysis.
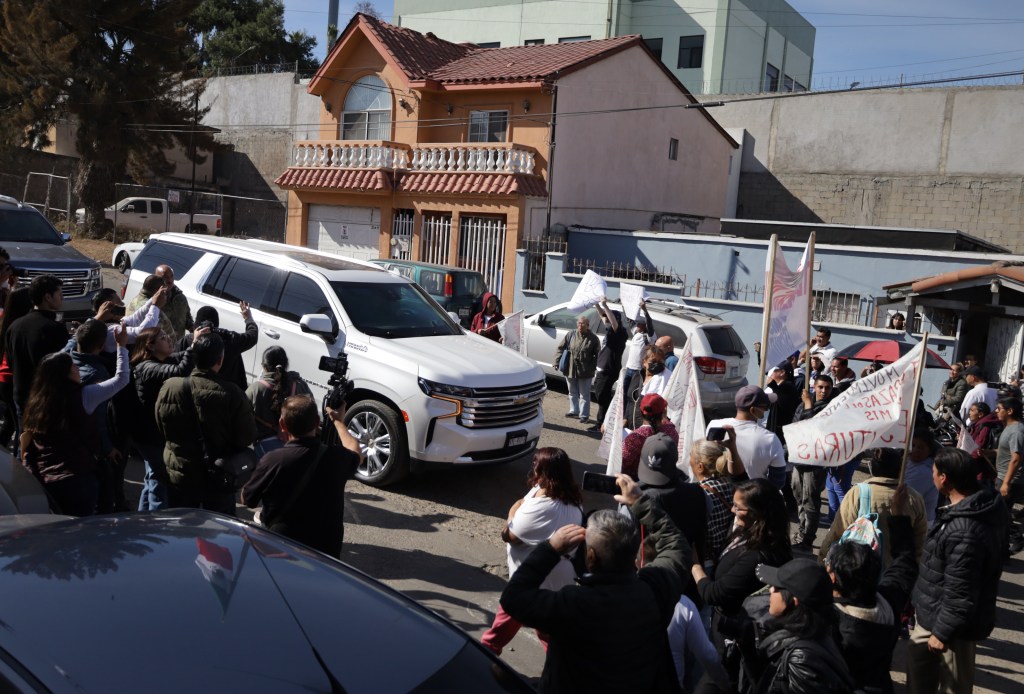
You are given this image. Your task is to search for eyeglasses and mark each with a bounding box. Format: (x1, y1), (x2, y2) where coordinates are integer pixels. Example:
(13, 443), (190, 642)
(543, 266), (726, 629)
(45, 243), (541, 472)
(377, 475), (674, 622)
(732, 503), (749, 512)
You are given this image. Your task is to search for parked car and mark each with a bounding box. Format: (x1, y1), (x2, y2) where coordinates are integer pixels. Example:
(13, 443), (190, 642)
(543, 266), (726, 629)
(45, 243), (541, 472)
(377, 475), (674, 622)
(0, 194), (104, 320)
(368, 259), (490, 327)
(75, 197), (221, 234)
(0, 447), (52, 515)
(123, 234), (545, 486)
(0, 510), (534, 693)
(523, 298), (749, 414)
(112, 239), (147, 273)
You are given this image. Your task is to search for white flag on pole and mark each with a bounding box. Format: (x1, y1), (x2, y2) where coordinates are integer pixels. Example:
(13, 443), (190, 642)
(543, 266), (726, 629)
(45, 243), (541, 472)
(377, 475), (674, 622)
(764, 239), (812, 371)
(782, 342), (924, 466)
(597, 384), (625, 475)
(497, 310), (525, 353)
(619, 283), (650, 322)
(566, 270), (607, 312)
(664, 342), (706, 481)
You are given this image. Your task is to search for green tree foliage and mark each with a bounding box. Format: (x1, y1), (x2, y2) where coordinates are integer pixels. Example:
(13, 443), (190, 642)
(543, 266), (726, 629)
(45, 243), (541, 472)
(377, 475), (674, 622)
(191, 0), (318, 73)
(0, 1), (218, 233)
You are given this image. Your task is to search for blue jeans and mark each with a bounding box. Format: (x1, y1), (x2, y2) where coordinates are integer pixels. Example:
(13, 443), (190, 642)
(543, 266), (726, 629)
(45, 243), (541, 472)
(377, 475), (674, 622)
(826, 460), (858, 520)
(565, 376), (593, 419)
(137, 442), (169, 512)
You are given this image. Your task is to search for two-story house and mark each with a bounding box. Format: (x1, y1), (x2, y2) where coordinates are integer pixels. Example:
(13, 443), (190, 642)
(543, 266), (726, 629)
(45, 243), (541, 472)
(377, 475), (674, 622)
(276, 13), (738, 308)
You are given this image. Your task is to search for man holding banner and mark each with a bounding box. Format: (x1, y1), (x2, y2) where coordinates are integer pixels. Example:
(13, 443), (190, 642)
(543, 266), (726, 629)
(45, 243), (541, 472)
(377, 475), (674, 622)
(589, 299), (628, 433)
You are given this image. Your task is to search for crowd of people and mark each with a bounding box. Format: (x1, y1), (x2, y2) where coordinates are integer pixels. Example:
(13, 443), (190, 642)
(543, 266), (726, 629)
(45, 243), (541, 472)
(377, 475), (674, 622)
(491, 309), (1019, 693)
(0, 265), (362, 558)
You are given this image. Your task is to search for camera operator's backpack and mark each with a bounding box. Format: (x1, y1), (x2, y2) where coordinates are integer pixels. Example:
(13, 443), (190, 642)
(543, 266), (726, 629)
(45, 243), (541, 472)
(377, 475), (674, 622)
(835, 482), (883, 559)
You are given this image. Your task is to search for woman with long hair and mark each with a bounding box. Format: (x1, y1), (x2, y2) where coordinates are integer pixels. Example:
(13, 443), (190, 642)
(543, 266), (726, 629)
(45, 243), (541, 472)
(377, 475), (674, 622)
(0, 287), (32, 447)
(691, 478), (792, 691)
(21, 327), (130, 516)
(131, 325), (203, 510)
(246, 346), (312, 457)
(481, 447), (584, 656)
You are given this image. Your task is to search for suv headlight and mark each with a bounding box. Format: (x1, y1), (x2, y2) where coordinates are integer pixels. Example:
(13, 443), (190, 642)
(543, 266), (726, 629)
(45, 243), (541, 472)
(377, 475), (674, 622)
(417, 377), (474, 399)
(89, 267), (102, 291)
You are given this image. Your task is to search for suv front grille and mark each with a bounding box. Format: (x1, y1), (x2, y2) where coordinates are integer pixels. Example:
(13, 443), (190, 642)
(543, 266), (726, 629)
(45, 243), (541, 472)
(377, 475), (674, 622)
(458, 380), (546, 429)
(17, 269), (90, 298)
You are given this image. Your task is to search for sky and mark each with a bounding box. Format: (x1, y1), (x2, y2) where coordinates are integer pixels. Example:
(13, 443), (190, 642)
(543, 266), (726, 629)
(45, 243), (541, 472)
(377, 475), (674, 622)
(282, 0), (1024, 90)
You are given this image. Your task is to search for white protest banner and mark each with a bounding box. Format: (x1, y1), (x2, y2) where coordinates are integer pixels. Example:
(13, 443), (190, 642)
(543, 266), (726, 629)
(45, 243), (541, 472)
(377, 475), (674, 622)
(566, 270), (607, 312)
(497, 310), (525, 354)
(597, 384), (624, 474)
(782, 341), (924, 466)
(619, 283), (650, 322)
(763, 238), (812, 371)
(664, 342), (706, 481)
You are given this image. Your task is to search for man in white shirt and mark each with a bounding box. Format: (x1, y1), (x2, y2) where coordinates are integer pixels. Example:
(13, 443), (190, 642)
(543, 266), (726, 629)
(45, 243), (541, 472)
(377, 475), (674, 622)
(800, 327), (837, 373)
(959, 365), (997, 422)
(707, 385), (787, 488)
(622, 301), (656, 390)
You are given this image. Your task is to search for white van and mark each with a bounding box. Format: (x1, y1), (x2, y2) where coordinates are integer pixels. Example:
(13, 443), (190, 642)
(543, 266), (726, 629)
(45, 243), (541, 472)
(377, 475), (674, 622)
(123, 234), (546, 486)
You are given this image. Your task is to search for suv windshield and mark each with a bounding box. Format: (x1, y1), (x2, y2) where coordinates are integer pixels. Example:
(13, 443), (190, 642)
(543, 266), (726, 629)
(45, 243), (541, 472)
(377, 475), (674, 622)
(331, 281), (462, 338)
(0, 210), (62, 244)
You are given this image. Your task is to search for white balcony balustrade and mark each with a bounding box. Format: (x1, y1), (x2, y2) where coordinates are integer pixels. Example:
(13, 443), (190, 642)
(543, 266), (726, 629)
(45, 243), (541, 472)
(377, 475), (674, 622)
(290, 141), (537, 175)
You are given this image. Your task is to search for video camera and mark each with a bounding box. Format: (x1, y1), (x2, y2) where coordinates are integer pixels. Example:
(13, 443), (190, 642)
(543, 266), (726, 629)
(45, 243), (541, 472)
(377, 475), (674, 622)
(318, 353), (355, 441)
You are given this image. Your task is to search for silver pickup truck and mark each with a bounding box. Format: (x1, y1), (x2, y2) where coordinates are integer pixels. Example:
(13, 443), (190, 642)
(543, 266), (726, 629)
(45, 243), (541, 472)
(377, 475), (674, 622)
(75, 196), (221, 234)
(0, 195), (103, 320)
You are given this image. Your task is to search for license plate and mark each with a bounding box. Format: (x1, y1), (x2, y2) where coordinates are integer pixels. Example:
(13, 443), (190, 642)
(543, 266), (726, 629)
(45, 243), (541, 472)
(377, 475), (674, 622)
(458, 308), (470, 317)
(505, 430), (528, 447)
(730, 367), (739, 377)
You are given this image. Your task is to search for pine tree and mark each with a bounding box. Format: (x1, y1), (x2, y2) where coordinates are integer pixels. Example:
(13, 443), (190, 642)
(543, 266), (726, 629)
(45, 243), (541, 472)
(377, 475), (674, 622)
(190, 0), (318, 73)
(0, 0), (219, 233)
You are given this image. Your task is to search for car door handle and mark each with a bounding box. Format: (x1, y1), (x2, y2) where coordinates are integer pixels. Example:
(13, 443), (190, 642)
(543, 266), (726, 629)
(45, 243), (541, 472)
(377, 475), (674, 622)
(263, 329), (280, 339)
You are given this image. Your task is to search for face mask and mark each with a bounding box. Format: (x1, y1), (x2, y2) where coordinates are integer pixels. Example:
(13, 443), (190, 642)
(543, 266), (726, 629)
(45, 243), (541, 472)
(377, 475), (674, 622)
(647, 363), (665, 375)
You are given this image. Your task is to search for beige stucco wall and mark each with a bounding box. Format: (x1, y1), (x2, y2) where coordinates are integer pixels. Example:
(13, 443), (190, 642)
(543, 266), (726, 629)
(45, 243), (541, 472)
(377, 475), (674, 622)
(551, 45), (735, 232)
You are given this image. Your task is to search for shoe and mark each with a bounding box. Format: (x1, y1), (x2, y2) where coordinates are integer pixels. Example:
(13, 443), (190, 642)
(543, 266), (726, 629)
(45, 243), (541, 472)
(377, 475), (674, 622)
(565, 412), (579, 418)
(586, 423), (601, 433)
(579, 417), (589, 424)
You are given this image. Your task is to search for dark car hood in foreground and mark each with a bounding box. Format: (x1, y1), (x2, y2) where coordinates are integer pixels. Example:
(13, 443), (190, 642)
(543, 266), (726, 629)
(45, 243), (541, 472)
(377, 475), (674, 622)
(2, 241), (100, 269)
(0, 512), (529, 693)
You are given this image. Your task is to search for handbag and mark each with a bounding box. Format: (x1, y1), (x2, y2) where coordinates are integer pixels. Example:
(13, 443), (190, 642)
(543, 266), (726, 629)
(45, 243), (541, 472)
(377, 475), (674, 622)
(557, 333), (573, 374)
(182, 376), (257, 491)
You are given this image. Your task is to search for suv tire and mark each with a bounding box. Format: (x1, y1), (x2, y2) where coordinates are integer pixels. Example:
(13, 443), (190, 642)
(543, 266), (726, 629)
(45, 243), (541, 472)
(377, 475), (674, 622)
(115, 251), (131, 273)
(346, 399), (409, 486)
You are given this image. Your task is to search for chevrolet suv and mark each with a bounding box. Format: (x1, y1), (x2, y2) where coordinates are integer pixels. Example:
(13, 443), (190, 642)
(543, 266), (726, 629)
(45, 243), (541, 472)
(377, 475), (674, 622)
(124, 234), (546, 486)
(0, 195), (103, 320)
(523, 298), (749, 415)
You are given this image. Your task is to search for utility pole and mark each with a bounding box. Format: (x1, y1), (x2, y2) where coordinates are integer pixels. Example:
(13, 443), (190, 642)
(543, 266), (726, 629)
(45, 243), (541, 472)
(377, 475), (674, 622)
(189, 85), (198, 233)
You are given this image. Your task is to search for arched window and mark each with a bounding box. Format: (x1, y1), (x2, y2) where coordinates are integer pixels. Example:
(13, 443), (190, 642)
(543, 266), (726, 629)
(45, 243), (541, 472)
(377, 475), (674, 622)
(341, 75), (391, 140)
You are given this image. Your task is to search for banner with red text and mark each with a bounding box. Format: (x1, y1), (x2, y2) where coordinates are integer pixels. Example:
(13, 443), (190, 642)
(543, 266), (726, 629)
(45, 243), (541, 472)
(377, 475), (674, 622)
(664, 341), (706, 480)
(782, 341), (924, 466)
(764, 239), (812, 371)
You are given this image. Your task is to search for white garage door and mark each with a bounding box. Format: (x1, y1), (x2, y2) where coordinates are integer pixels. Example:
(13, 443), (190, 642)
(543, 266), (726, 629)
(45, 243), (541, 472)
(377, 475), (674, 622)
(306, 204), (380, 261)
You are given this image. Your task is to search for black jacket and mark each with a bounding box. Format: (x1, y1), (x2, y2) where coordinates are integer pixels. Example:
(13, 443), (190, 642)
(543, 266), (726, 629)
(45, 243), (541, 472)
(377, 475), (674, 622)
(133, 350), (195, 445)
(641, 478), (707, 606)
(765, 379), (799, 439)
(6, 310), (69, 407)
(501, 495), (689, 693)
(834, 515), (918, 693)
(912, 486), (1008, 643)
(752, 624), (853, 694)
(175, 320), (258, 391)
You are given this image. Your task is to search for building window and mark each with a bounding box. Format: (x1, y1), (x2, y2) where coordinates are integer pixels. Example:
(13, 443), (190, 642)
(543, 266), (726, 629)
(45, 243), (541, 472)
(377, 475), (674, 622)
(644, 37), (663, 61)
(668, 138), (679, 160)
(793, 80), (807, 92)
(469, 110), (509, 143)
(477, 41), (500, 48)
(558, 36), (590, 43)
(764, 64), (780, 92)
(783, 75), (796, 92)
(341, 75), (391, 140)
(524, 38), (545, 46)
(677, 35), (703, 69)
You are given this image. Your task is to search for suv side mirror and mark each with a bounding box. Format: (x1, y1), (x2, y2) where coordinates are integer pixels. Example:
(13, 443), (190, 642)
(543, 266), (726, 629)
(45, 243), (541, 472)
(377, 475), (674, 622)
(300, 314), (337, 343)
(60, 233), (72, 243)
(536, 313), (546, 326)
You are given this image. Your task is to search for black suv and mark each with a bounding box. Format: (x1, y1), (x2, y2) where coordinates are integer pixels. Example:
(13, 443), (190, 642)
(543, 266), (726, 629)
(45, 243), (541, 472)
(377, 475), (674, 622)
(0, 195), (103, 320)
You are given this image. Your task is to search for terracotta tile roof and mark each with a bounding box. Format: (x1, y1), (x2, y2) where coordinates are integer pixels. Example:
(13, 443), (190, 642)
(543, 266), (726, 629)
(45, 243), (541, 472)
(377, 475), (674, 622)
(397, 172), (547, 197)
(356, 13), (639, 85)
(275, 168), (391, 191)
(429, 36), (640, 84)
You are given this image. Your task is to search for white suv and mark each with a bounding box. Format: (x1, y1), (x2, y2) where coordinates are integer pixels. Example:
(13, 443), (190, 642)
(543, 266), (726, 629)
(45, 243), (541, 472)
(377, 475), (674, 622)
(523, 299), (749, 414)
(124, 234), (546, 485)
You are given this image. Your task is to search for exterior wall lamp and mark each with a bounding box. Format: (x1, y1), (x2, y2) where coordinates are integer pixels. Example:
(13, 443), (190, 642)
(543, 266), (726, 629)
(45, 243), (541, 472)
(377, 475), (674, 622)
(522, 99), (531, 113)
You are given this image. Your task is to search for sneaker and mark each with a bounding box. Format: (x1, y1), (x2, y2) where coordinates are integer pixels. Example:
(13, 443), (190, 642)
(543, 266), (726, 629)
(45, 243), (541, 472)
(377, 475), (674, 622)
(565, 412), (579, 418)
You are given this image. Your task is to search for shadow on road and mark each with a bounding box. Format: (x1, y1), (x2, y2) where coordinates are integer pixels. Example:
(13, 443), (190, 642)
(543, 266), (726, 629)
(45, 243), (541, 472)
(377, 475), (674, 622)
(344, 541), (508, 594)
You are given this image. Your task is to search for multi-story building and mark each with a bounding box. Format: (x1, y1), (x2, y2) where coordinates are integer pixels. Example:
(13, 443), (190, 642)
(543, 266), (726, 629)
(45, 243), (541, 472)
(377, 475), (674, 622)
(274, 13), (738, 309)
(393, 0), (815, 95)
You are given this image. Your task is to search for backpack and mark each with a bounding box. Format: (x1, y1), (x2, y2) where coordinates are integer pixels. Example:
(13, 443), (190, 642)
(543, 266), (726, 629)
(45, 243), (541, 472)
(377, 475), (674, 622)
(835, 482), (884, 560)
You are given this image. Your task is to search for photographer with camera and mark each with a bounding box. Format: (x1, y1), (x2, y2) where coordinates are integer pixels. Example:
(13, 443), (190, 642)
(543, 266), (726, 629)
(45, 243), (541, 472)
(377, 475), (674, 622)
(242, 395), (362, 558)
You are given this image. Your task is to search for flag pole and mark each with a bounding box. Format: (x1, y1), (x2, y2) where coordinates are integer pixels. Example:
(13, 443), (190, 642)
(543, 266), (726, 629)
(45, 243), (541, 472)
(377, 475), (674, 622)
(898, 331), (931, 485)
(802, 231), (816, 392)
(759, 234), (779, 387)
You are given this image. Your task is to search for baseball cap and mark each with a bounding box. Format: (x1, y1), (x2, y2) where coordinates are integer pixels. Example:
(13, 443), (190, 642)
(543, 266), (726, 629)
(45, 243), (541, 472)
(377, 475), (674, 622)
(638, 432), (679, 486)
(964, 365), (985, 379)
(640, 393), (668, 416)
(735, 385), (777, 410)
(756, 558), (834, 608)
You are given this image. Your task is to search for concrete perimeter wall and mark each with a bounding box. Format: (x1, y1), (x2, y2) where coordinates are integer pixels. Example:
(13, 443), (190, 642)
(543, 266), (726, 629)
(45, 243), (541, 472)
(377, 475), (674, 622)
(702, 87), (1024, 251)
